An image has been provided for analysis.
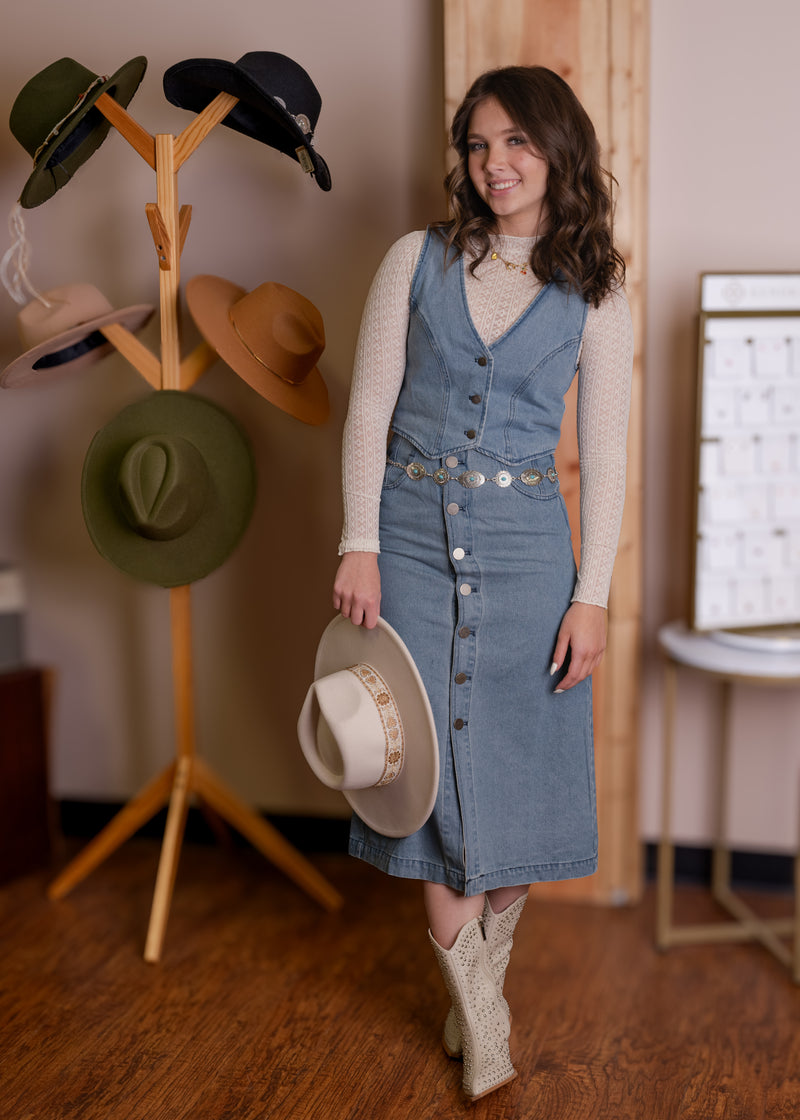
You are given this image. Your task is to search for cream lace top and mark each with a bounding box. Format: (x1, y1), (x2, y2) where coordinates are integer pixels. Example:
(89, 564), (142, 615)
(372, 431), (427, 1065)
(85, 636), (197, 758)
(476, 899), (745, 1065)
(339, 231), (634, 608)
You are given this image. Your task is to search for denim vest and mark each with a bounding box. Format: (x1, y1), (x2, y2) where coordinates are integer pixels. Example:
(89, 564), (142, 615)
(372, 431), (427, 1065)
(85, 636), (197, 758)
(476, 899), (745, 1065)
(390, 229), (588, 464)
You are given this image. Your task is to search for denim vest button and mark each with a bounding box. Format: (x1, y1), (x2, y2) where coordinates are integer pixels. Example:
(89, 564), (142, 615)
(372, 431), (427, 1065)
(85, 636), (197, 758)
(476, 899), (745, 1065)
(458, 626), (471, 638)
(470, 394), (481, 404)
(452, 547), (465, 560)
(453, 718), (465, 730)
(459, 583), (472, 596)
(476, 355), (488, 367)
(455, 672), (468, 684)
(446, 502), (460, 515)
(445, 456), (459, 468)
(465, 429), (476, 439)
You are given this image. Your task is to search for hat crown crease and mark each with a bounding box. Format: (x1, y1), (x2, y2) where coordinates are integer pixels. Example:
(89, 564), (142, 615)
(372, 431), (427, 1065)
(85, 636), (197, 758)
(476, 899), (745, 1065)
(308, 663), (405, 791)
(118, 435), (209, 541)
(229, 292), (323, 386)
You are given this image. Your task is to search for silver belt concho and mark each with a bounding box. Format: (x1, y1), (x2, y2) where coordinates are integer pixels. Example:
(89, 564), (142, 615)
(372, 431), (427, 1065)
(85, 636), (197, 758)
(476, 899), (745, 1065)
(387, 458), (558, 489)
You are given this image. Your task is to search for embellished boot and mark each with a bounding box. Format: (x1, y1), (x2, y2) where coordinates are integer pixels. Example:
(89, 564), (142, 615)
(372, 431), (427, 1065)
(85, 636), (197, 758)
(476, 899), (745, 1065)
(429, 917), (517, 1101)
(442, 893), (527, 1059)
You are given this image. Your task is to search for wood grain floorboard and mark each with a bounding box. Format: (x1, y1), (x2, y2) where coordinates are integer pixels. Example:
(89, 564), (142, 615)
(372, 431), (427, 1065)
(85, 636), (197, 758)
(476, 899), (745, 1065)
(1, 840), (798, 1119)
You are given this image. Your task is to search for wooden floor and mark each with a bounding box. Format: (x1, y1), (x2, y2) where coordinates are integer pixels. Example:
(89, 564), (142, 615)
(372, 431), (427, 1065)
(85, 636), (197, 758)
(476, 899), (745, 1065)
(1, 839), (799, 1120)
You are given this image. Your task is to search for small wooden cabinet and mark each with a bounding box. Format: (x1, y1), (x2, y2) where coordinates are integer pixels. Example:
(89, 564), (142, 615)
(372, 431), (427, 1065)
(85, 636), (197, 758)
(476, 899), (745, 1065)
(0, 667), (53, 883)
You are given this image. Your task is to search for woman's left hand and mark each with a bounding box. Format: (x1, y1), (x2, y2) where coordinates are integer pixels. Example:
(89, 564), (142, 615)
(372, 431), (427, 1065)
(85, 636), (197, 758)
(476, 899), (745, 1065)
(550, 602), (607, 692)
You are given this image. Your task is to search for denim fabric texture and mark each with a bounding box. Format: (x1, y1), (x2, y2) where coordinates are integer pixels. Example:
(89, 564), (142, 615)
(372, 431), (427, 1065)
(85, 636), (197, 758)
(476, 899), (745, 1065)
(391, 229), (587, 463)
(348, 230), (597, 896)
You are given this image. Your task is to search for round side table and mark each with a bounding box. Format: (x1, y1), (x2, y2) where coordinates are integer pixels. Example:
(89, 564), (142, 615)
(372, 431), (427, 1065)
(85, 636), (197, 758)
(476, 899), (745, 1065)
(656, 620), (800, 981)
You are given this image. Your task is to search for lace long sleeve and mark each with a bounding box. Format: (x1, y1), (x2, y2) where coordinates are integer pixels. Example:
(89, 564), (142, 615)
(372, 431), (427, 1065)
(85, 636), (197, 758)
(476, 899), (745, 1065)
(572, 289), (634, 607)
(338, 231), (425, 554)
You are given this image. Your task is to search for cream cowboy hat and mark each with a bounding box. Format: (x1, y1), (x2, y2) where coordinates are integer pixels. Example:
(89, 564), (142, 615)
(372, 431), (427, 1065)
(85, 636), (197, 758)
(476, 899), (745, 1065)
(10, 56), (148, 209)
(185, 275), (329, 425)
(0, 283), (154, 388)
(298, 615), (439, 838)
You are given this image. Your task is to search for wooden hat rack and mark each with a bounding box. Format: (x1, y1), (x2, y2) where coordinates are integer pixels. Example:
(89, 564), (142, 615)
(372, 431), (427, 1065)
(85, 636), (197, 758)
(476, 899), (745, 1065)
(46, 89), (343, 962)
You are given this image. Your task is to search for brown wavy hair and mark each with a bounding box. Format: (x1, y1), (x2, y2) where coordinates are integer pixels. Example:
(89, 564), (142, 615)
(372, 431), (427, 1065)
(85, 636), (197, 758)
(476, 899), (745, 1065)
(432, 66), (625, 307)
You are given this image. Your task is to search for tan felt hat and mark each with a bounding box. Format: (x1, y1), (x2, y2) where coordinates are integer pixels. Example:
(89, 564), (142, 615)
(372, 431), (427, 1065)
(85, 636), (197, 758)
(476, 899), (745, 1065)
(185, 275), (329, 426)
(1, 283), (154, 388)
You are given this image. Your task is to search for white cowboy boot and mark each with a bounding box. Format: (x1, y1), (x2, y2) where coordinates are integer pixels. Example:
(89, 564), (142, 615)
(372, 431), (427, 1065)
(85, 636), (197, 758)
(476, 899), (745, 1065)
(442, 893), (527, 1059)
(429, 917), (517, 1101)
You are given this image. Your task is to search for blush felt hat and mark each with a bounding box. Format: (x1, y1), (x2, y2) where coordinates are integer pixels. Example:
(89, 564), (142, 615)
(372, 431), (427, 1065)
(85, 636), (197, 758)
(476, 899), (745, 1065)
(297, 615), (439, 838)
(10, 55), (148, 209)
(81, 390), (256, 588)
(162, 52), (331, 191)
(0, 283), (154, 388)
(185, 275), (329, 426)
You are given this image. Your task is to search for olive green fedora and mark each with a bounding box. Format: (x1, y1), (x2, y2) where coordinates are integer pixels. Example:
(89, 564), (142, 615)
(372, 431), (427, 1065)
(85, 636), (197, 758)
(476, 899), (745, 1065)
(10, 55), (147, 209)
(81, 390), (256, 587)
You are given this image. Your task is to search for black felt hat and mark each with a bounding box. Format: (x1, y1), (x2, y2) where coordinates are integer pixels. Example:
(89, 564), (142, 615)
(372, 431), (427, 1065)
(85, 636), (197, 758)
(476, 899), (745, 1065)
(162, 51), (330, 190)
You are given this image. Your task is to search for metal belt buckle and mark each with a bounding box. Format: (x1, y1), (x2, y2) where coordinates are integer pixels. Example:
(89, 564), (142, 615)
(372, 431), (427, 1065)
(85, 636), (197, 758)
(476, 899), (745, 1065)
(458, 471), (485, 489)
(405, 462), (427, 480)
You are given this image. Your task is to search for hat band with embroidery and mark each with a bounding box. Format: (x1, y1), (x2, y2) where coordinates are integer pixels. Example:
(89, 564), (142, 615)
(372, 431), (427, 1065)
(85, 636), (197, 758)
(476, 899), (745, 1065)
(346, 663), (405, 787)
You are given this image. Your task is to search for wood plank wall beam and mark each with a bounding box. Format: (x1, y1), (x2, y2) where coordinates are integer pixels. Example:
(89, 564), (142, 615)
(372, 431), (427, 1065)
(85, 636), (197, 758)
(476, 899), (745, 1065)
(443, 0), (649, 904)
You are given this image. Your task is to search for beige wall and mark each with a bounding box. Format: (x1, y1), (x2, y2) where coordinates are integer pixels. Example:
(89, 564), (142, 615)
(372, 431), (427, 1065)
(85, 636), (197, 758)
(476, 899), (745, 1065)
(2, 1), (799, 853)
(641, 0), (800, 850)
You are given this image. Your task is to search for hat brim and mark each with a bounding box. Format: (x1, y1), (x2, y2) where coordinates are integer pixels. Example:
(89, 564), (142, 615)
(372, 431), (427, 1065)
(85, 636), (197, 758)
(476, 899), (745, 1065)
(81, 390), (256, 587)
(185, 274), (329, 426)
(1, 303), (154, 388)
(163, 57), (331, 191)
(307, 615), (439, 838)
(18, 56), (148, 210)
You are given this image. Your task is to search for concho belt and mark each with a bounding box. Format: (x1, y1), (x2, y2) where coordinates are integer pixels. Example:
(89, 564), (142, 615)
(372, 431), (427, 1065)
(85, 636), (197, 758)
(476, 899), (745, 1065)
(387, 458), (558, 489)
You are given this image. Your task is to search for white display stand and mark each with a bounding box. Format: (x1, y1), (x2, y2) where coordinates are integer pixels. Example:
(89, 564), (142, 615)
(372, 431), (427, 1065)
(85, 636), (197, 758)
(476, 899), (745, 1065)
(656, 621), (800, 981)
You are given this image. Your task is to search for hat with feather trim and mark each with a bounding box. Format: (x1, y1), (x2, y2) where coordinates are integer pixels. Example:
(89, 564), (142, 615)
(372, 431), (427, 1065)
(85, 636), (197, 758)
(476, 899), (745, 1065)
(10, 55), (147, 209)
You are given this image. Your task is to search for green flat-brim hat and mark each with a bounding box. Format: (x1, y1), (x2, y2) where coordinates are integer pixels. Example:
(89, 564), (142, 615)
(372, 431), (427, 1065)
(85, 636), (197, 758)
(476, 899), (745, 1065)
(82, 390), (256, 587)
(10, 55), (147, 209)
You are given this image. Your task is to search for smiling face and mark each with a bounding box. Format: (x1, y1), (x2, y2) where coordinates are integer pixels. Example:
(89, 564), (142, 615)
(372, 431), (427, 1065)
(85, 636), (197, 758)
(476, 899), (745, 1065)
(466, 96), (549, 237)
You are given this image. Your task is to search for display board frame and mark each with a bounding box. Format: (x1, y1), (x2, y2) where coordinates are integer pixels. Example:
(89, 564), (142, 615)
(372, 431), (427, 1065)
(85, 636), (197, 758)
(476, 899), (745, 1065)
(690, 272), (800, 632)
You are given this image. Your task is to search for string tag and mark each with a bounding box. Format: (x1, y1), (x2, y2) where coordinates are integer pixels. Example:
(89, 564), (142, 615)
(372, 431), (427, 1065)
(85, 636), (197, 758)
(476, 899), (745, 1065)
(0, 203), (51, 309)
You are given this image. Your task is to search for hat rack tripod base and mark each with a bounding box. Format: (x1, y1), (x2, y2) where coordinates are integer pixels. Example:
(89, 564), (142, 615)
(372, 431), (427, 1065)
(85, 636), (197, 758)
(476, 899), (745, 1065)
(48, 586), (343, 962)
(46, 93), (343, 962)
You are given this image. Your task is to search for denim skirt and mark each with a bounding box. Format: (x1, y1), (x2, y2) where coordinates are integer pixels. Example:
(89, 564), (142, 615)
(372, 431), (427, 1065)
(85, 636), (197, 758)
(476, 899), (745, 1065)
(349, 434), (597, 896)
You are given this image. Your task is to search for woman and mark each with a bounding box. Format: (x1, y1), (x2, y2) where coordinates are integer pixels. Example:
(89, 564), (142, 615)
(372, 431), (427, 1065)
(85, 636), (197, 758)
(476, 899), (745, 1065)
(333, 65), (633, 1101)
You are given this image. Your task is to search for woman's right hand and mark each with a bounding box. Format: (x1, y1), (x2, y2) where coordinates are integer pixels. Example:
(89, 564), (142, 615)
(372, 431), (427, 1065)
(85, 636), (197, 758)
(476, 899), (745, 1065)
(333, 551), (382, 629)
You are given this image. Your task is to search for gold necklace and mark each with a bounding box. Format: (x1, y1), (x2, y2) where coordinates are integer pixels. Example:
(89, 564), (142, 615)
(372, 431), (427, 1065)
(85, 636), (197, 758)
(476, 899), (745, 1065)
(490, 251), (529, 275)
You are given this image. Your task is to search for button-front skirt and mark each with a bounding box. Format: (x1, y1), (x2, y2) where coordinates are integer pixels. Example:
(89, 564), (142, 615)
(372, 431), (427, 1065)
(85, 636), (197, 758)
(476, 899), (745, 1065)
(349, 435), (597, 896)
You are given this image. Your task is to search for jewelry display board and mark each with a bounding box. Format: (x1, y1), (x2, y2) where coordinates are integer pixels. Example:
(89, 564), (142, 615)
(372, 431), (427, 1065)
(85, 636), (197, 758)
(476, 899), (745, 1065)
(691, 273), (800, 631)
